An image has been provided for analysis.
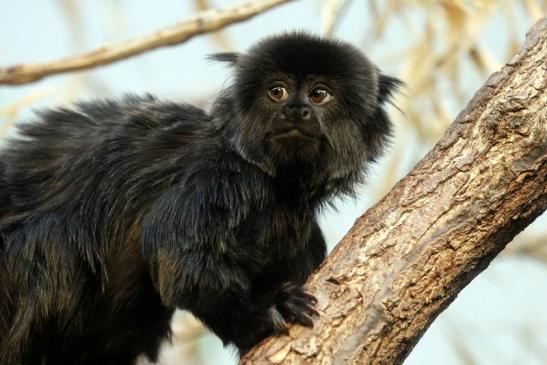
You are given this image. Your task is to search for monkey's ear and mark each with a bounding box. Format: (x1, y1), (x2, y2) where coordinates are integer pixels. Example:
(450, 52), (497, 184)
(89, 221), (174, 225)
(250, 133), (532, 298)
(207, 52), (241, 66)
(378, 74), (404, 104)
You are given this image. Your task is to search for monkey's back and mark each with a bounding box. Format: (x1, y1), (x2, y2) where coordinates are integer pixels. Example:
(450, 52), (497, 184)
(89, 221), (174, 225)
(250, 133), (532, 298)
(0, 95), (221, 363)
(2, 95), (213, 218)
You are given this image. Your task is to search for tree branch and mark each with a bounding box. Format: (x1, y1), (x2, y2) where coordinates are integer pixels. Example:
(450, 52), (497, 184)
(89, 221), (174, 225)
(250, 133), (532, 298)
(0, 0), (293, 86)
(241, 18), (547, 365)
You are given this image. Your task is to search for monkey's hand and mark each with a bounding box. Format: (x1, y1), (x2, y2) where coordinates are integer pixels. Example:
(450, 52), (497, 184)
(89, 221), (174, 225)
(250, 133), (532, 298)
(269, 282), (319, 335)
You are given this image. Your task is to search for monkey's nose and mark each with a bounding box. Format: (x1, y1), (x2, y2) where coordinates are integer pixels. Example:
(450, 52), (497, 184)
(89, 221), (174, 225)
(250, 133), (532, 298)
(282, 105), (312, 121)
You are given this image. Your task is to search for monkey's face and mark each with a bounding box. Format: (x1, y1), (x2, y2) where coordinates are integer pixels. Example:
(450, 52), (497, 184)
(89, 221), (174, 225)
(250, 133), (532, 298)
(215, 33), (398, 181)
(258, 76), (333, 158)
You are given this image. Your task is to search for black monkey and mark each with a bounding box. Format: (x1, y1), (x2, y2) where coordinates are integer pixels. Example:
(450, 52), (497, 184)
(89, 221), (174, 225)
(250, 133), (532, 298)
(0, 33), (400, 364)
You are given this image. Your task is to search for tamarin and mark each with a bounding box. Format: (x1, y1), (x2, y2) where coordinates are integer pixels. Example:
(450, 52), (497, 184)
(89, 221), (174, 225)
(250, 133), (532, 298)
(0, 32), (401, 364)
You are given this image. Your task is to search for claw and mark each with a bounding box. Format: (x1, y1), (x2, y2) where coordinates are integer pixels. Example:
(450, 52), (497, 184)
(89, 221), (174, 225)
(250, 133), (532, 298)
(304, 303), (320, 317)
(303, 292), (318, 305)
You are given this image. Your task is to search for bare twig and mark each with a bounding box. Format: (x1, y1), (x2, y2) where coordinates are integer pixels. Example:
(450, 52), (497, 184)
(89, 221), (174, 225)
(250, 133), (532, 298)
(321, 0), (352, 37)
(0, 0), (293, 86)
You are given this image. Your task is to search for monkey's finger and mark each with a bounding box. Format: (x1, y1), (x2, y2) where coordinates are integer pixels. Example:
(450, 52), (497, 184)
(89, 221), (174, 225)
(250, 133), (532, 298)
(282, 302), (314, 328)
(279, 283), (318, 305)
(281, 302), (317, 327)
(282, 296), (319, 317)
(269, 307), (289, 335)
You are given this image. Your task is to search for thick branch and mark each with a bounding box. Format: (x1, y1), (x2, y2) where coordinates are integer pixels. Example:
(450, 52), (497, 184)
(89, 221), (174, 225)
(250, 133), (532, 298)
(0, 0), (292, 86)
(241, 18), (547, 365)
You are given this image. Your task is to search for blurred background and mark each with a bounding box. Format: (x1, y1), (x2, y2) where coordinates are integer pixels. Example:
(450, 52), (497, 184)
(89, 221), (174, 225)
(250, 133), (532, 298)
(1, 0), (546, 364)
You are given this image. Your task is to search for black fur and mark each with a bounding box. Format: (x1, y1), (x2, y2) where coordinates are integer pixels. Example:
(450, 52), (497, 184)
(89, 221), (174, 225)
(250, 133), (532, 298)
(0, 32), (400, 364)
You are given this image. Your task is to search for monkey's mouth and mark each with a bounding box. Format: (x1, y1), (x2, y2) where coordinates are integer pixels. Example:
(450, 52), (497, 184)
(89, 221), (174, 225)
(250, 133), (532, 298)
(270, 127), (318, 140)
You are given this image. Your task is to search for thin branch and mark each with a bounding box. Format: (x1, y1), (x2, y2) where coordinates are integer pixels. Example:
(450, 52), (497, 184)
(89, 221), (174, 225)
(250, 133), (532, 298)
(0, 0), (293, 86)
(321, 0), (352, 37)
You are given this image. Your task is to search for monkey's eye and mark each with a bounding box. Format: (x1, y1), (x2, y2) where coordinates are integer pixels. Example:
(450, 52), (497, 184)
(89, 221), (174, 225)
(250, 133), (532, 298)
(308, 87), (333, 105)
(267, 86), (289, 102)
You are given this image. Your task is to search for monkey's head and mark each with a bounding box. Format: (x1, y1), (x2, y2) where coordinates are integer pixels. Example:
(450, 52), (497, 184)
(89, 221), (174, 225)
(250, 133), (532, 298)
(211, 33), (400, 192)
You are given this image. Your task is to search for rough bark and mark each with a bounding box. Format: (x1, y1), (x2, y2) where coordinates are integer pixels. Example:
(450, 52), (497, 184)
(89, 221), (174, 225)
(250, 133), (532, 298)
(241, 18), (547, 365)
(0, 0), (292, 85)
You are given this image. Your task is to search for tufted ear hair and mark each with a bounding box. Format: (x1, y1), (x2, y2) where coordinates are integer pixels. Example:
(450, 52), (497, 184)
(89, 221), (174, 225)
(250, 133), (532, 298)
(207, 52), (241, 66)
(378, 74), (404, 104)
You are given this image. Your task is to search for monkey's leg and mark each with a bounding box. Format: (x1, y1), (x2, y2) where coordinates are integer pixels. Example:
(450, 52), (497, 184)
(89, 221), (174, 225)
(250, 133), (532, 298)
(142, 188), (319, 352)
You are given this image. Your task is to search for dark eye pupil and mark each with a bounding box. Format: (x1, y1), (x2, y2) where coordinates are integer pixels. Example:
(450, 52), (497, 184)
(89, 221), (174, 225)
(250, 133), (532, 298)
(269, 86), (286, 101)
(311, 89), (326, 101)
